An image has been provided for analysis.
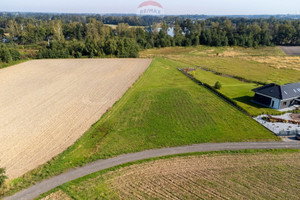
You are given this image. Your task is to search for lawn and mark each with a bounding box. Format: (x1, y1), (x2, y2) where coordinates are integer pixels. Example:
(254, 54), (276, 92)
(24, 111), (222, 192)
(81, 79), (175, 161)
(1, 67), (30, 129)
(0, 57), (277, 198)
(37, 149), (300, 200)
(194, 69), (282, 116)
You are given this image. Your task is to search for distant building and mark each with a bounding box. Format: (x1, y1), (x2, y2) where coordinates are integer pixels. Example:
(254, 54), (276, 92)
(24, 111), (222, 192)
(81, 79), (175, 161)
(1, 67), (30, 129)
(2, 33), (10, 43)
(252, 82), (300, 110)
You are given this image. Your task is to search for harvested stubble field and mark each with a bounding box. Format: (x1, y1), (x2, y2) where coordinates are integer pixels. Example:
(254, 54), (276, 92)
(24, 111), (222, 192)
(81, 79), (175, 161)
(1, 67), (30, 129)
(40, 150), (300, 200)
(0, 58), (151, 179)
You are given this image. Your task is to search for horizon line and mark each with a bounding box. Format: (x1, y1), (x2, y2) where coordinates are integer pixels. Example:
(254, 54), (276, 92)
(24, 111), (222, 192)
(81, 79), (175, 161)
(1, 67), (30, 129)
(0, 11), (300, 16)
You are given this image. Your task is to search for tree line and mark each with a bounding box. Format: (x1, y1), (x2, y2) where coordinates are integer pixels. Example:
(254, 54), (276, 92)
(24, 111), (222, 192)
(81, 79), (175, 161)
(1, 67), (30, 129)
(0, 14), (300, 62)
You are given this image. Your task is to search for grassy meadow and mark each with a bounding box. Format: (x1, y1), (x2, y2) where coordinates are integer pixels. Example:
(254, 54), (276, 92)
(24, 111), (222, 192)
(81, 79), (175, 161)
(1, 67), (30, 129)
(37, 149), (300, 200)
(140, 46), (300, 85)
(0, 57), (277, 197)
(141, 45), (300, 115)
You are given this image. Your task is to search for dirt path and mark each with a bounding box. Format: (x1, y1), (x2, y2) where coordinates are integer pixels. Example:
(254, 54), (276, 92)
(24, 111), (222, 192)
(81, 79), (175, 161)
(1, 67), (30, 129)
(4, 141), (300, 200)
(0, 59), (152, 179)
(280, 46), (300, 55)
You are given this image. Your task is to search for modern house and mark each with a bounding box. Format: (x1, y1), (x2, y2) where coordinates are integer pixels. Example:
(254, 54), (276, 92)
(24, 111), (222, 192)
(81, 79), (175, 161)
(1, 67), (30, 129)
(252, 82), (300, 110)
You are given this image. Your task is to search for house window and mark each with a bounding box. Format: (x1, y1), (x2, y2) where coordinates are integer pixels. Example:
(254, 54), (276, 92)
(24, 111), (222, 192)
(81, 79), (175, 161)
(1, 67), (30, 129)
(283, 102), (287, 106)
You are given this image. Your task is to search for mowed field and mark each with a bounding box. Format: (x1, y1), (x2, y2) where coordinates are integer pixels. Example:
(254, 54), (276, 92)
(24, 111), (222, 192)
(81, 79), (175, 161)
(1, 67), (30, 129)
(140, 46), (300, 116)
(0, 58), (151, 178)
(39, 150), (300, 200)
(193, 69), (281, 116)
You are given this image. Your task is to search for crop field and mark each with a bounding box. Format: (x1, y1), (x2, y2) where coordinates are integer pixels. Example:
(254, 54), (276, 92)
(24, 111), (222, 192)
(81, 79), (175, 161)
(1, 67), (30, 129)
(39, 150), (300, 200)
(0, 58), (151, 179)
(0, 58), (277, 198)
(141, 46), (300, 85)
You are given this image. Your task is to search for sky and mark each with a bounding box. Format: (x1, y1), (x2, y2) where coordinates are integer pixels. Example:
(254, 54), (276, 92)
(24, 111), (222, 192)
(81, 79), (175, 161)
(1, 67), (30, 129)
(1, 0), (300, 15)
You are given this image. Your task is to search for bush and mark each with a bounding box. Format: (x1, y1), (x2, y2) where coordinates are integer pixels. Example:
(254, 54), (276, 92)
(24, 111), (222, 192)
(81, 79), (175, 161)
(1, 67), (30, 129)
(9, 48), (21, 61)
(214, 81), (222, 89)
(36, 41), (70, 59)
(0, 167), (7, 187)
(0, 45), (12, 63)
(74, 51), (82, 58)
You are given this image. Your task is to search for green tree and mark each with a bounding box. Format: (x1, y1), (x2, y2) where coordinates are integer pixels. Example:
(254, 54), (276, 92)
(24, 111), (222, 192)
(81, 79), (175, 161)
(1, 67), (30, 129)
(173, 21), (184, 46)
(50, 20), (64, 41)
(214, 81), (222, 90)
(116, 23), (130, 37)
(104, 38), (117, 56)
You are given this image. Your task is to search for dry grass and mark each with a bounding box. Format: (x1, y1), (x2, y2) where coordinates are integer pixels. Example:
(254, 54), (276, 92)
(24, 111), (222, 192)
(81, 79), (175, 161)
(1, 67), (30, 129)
(0, 58), (151, 179)
(142, 46), (300, 84)
(243, 56), (300, 71)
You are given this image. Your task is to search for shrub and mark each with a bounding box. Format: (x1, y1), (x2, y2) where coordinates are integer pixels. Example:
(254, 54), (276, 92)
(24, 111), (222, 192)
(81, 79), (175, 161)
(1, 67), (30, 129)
(0, 45), (12, 63)
(0, 167), (7, 187)
(9, 48), (21, 61)
(74, 51), (82, 58)
(214, 81), (222, 89)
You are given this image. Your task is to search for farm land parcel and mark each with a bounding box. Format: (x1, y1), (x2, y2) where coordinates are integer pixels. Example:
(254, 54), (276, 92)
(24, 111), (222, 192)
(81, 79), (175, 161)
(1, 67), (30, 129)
(39, 150), (300, 200)
(0, 57), (277, 198)
(141, 46), (300, 116)
(0, 58), (151, 178)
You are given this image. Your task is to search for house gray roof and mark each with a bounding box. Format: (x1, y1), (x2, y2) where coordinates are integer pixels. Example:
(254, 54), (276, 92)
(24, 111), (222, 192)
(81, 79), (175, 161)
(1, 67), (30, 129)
(252, 82), (300, 100)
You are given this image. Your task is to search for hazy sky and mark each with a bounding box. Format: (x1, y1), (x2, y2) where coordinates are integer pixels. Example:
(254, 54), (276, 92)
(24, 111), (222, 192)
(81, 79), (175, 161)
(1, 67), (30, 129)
(1, 0), (300, 15)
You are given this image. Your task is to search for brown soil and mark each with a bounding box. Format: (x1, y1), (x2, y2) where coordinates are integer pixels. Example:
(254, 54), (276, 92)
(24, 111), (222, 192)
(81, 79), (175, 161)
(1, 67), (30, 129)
(290, 113), (300, 121)
(103, 153), (300, 200)
(41, 190), (71, 200)
(0, 58), (151, 179)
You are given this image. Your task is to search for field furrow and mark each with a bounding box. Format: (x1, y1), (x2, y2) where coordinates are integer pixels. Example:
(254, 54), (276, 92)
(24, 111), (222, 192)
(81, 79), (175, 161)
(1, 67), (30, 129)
(0, 58), (152, 178)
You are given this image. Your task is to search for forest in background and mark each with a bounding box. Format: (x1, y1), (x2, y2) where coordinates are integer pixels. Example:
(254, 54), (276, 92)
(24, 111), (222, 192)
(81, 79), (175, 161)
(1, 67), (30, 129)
(0, 13), (300, 63)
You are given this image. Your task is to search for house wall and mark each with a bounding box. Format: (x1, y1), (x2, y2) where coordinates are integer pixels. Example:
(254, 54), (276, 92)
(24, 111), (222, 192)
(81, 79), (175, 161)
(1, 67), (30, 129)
(253, 93), (272, 107)
(279, 99), (297, 109)
(270, 98), (280, 109)
(254, 92), (299, 110)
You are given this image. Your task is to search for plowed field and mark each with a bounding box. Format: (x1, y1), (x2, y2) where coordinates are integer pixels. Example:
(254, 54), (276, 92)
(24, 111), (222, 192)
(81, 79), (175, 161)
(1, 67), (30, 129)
(0, 58), (151, 178)
(48, 151), (300, 200)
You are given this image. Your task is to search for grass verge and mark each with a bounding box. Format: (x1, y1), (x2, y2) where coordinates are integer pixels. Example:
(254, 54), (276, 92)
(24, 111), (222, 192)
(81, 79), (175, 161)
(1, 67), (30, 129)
(0, 59), (30, 70)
